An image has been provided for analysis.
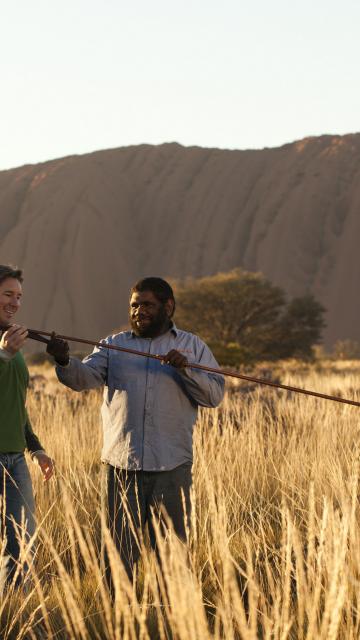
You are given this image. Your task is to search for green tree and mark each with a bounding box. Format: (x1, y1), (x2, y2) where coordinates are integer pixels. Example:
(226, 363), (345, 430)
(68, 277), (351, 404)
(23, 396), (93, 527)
(173, 269), (326, 365)
(276, 294), (326, 359)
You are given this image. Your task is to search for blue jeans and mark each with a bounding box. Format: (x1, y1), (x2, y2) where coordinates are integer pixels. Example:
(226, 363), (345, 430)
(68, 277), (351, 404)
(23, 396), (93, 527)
(0, 453), (36, 593)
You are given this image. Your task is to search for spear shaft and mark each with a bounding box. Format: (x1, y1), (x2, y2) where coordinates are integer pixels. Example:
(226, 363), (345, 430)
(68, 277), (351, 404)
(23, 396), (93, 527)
(21, 327), (360, 408)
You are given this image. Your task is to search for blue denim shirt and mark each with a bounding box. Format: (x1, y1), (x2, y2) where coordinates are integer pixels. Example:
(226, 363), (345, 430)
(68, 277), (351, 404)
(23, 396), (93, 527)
(56, 324), (224, 470)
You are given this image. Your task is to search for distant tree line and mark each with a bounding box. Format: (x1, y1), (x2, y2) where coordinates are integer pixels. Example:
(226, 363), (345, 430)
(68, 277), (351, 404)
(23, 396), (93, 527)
(332, 339), (360, 360)
(173, 269), (326, 366)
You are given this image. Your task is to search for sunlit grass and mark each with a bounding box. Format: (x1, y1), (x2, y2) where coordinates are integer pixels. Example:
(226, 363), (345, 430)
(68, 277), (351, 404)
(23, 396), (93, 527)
(1, 360), (360, 638)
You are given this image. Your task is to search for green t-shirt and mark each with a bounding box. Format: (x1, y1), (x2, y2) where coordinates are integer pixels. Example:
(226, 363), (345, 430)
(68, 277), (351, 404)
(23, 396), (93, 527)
(0, 351), (31, 452)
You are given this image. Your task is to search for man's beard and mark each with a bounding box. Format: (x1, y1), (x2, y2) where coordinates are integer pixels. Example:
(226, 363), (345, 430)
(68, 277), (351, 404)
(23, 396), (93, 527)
(130, 306), (170, 338)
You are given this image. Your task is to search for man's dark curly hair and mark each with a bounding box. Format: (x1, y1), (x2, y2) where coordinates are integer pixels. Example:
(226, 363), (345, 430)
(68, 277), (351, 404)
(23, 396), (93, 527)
(130, 277), (175, 316)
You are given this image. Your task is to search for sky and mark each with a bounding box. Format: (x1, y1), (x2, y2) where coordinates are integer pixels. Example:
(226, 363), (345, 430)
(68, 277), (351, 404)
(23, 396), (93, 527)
(1, 0), (359, 171)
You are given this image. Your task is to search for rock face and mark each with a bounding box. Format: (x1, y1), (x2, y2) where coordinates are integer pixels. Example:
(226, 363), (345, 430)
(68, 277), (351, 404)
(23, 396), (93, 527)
(1, 134), (360, 348)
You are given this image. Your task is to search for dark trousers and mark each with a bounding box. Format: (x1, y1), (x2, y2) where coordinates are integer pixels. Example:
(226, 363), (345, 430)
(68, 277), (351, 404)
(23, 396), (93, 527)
(101, 462), (192, 586)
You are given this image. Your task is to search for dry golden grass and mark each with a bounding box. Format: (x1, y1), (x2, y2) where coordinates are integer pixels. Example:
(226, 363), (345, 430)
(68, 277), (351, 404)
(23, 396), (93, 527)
(2, 359), (360, 639)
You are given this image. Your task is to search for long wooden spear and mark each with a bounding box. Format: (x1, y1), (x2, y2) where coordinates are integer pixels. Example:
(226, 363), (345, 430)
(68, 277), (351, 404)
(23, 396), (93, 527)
(21, 327), (360, 408)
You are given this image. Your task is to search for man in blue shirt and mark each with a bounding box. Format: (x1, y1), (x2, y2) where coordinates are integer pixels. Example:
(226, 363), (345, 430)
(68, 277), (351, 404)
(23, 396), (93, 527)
(47, 277), (224, 586)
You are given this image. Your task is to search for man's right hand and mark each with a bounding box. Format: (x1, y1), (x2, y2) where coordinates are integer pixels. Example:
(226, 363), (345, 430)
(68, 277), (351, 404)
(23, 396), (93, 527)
(0, 325), (28, 355)
(46, 332), (70, 366)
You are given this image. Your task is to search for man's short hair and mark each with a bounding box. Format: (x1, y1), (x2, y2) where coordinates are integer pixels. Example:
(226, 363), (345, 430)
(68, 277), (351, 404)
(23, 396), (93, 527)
(130, 277), (175, 314)
(0, 264), (23, 286)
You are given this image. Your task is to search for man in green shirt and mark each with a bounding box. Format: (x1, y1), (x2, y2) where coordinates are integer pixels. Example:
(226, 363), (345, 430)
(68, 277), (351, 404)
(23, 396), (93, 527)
(0, 264), (54, 593)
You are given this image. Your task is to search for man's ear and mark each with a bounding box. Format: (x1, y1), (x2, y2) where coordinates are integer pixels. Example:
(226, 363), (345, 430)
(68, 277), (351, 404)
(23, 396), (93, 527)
(165, 299), (175, 318)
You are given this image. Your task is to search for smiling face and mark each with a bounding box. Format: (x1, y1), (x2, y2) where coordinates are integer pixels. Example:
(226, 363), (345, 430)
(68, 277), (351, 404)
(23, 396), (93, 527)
(129, 290), (173, 338)
(0, 277), (22, 327)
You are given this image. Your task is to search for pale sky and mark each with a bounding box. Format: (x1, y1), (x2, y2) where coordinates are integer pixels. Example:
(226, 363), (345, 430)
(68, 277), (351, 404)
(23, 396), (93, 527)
(1, 0), (359, 170)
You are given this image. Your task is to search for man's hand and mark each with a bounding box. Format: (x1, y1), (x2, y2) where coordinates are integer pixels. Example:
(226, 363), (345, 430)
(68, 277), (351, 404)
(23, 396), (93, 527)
(46, 332), (70, 366)
(162, 349), (188, 369)
(0, 325), (28, 355)
(32, 452), (55, 482)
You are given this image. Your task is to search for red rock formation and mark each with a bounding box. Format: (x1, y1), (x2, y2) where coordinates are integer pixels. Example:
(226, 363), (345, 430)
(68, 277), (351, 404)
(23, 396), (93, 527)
(1, 134), (359, 348)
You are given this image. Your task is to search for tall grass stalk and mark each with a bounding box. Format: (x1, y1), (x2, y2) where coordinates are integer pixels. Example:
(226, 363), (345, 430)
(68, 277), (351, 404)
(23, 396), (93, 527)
(1, 361), (359, 638)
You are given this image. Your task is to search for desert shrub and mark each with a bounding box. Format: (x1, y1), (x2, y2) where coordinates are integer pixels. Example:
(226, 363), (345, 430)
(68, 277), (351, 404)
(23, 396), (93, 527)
(173, 268), (326, 365)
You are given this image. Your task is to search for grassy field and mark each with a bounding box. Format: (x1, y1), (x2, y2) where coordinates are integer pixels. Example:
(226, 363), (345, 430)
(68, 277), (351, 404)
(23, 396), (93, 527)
(2, 359), (360, 639)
